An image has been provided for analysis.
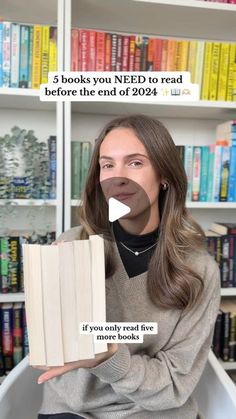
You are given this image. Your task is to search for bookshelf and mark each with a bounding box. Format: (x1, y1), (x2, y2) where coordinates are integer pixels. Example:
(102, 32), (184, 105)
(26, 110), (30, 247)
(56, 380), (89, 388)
(63, 0), (236, 385)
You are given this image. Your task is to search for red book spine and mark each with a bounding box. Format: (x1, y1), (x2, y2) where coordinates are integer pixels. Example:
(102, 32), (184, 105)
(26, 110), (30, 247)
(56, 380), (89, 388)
(153, 38), (163, 71)
(96, 31), (105, 71)
(71, 28), (79, 71)
(116, 34), (123, 71)
(79, 29), (89, 71)
(128, 35), (135, 72)
(105, 33), (112, 71)
(122, 35), (129, 71)
(88, 30), (96, 71)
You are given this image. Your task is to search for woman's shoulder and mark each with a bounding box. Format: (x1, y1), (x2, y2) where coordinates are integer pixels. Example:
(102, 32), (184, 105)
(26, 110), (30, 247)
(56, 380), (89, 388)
(56, 225), (82, 242)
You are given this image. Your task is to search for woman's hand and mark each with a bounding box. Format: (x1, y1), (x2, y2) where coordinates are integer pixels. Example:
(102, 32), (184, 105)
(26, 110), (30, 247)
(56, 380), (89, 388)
(36, 343), (118, 384)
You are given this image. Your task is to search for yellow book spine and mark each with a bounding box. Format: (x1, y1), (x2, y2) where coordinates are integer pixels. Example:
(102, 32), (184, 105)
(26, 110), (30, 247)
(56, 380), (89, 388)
(187, 40), (197, 83)
(209, 42), (221, 101)
(41, 26), (50, 84)
(176, 40), (189, 71)
(49, 27), (57, 73)
(233, 62), (236, 102)
(32, 25), (42, 89)
(217, 43), (230, 101)
(194, 41), (205, 92)
(201, 42), (213, 100)
(226, 43), (236, 101)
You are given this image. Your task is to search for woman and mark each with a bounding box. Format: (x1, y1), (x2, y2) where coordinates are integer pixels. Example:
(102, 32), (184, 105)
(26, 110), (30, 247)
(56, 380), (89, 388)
(38, 114), (220, 419)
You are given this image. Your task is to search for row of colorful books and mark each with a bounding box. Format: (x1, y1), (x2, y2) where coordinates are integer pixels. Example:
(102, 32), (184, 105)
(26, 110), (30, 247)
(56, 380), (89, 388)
(0, 302), (28, 377)
(0, 22), (57, 89)
(71, 141), (92, 199)
(0, 133), (56, 200)
(0, 231), (56, 294)
(177, 144), (236, 202)
(212, 299), (236, 363)
(71, 28), (236, 102)
(206, 222), (236, 288)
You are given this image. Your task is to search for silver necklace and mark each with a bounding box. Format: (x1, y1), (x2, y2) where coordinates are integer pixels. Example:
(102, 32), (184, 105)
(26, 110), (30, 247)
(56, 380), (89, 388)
(119, 241), (157, 256)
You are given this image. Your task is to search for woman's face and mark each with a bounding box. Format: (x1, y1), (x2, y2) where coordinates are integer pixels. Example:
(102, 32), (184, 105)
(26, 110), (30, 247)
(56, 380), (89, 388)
(99, 127), (162, 222)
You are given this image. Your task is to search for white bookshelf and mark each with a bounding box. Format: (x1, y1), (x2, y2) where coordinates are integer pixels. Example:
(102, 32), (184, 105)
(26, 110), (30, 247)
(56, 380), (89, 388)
(220, 361), (236, 372)
(0, 293), (25, 303)
(0, 199), (57, 207)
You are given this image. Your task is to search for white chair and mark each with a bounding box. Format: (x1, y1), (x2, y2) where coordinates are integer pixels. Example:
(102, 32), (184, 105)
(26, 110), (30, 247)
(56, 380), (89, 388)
(0, 356), (43, 419)
(193, 350), (236, 419)
(1, 351), (236, 419)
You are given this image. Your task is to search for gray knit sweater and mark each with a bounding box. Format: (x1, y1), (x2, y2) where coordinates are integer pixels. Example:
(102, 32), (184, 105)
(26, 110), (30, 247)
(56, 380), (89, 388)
(39, 227), (221, 418)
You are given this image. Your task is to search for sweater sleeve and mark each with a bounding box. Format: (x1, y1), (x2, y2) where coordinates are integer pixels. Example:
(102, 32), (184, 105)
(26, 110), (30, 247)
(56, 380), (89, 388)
(89, 258), (221, 411)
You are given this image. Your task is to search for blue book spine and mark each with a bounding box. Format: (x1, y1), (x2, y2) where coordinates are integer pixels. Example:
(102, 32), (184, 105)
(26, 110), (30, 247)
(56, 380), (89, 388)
(206, 144), (215, 202)
(0, 22), (3, 87)
(10, 23), (20, 87)
(48, 136), (56, 199)
(212, 145), (223, 202)
(2, 22), (11, 87)
(228, 146), (236, 202)
(200, 146), (209, 201)
(184, 145), (193, 202)
(19, 25), (30, 88)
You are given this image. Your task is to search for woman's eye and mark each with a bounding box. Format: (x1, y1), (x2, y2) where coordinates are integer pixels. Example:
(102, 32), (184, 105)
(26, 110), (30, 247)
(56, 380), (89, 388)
(129, 160), (142, 167)
(102, 163), (113, 169)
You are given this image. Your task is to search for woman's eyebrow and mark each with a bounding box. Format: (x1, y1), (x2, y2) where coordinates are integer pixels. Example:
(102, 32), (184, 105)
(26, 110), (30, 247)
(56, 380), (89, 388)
(99, 153), (149, 160)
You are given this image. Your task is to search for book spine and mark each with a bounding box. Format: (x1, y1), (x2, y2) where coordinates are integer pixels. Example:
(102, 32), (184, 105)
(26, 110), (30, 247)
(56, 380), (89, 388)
(19, 25), (30, 88)
(200, 146), (209, 202)
(194, 40), (205, 92)
(212, 311), (222, 358)
(2, 22), (11, 87)
(201, 42), (212, 100)
(217, 43), (230, 101)
(41, 25), (50, 83)
(160, 39), (168, 71)
(80, 142), (92, 197)
(12, 303), (23, 366)
(184, 145), (193, 202)
(128, 35), (135, 72)
(71, 141), (82, 199)
(80, 29), (89, 72)
(0, 315), (5, 376)
(153, 38), (162, 71)
(192, 146), (201, 201)
(226, 44), (236, 101)
(0, 22), (3, 87)
(105, 33), (112, 71)
(10, 23), (20, 88)
(0, 237), (10, 293)
(71, 29), (79, 71)
(166, 39), (177, 71)
(134, 36), (142, 71)
(111, 33), (118, 71)
(95, 31), (105, 71)
(1, 303), (13, 373)
(208, 42), (221, 101)
(122, 35), (129, 71)
(206, 144), (215, 202)
(28, 26), (34, 88)
(32, 25), (42, 89)
(8, 237), (20, 293)
(221, 311), (230, 361)
(88, 30), (96, 71)
(228, 313), (236, 362)
(219, 146), (230, 201)
(22, 304), (29, 357)
(176, 40), (189, 71)
(49, 27), (57, 72)
(116, 34), (123, 72)
(187, 40), (197, 83)
(146, 38), (154, 71)
(48, 135), (57, 199)
(228, 146), (236, 201)
(212, 145), (223, 202)
(228, 235), (235, 287)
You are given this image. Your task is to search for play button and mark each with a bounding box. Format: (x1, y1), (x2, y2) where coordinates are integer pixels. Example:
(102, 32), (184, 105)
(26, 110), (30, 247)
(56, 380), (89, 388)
(108, 197), (131, 222)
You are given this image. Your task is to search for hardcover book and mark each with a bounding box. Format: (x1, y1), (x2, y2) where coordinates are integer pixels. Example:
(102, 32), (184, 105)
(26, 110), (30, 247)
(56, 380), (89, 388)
(23, 235), (107, 366)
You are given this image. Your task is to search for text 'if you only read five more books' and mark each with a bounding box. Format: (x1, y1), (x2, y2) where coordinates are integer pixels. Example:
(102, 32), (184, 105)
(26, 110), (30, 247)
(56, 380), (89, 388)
(22, 235), (107, 366)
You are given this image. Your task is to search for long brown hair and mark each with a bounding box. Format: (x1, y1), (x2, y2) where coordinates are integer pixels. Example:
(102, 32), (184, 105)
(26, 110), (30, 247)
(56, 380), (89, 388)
(79, 114), (206, 311)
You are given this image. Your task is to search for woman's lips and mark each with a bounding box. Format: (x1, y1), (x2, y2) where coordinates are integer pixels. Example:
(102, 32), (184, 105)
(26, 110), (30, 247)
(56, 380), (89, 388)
(113, 193), (135, 201)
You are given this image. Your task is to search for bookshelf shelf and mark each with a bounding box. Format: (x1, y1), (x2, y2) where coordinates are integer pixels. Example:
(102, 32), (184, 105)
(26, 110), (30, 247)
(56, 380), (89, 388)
(0, 88), (55, 111)
(221, 288), (236, 297)
(72, 0), (236, 42)
(71, 100), (236, 120)
(0, 293), (25, 303)
(71, 200), (236, 209)
(0, 199), (57, 207)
